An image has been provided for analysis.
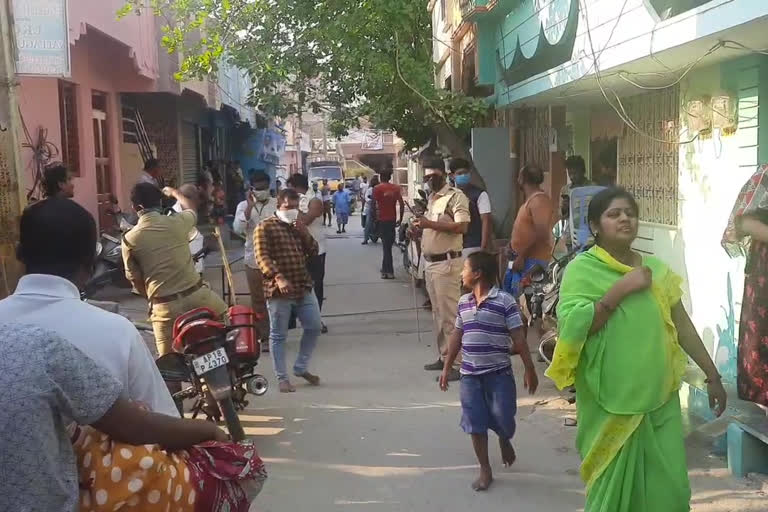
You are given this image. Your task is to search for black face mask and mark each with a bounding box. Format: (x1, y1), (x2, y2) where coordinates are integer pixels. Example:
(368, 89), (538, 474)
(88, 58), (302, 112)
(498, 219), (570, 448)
(428, 174), (445, 192)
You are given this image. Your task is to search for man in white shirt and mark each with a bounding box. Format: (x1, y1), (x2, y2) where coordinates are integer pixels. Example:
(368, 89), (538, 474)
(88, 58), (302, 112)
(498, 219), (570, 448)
(449, 158), (494, 257)
(138, 158), (163, 187)
(288, 173), (329, 333)
(233, 170), (277, 341)
(359, 176), (369, 228)
(0, 198), (179, 417)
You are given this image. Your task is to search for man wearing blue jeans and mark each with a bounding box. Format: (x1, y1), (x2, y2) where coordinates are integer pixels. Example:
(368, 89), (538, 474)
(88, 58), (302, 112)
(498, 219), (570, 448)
(254, 188), (322, 393)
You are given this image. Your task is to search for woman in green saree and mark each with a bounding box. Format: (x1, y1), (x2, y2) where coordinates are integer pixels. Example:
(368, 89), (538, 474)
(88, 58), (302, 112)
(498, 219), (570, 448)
(546, 188), (727, 512)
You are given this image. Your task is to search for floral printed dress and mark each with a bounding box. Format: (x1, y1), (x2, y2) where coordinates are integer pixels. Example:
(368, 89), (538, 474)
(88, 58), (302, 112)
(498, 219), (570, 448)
(738, 238), (768, 407)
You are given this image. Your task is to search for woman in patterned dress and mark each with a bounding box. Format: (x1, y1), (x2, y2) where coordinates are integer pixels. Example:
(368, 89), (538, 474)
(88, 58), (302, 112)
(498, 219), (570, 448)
(723, 163), (768, 408)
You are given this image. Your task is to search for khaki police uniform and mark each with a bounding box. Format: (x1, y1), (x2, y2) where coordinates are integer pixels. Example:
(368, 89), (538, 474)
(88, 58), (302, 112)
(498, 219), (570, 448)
(421, 184), (471, 367)
(122, 210), (228, 356)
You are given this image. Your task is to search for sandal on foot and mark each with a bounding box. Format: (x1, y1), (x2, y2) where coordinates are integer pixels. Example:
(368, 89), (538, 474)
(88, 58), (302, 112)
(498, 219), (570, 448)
(295, 372), (320, 386)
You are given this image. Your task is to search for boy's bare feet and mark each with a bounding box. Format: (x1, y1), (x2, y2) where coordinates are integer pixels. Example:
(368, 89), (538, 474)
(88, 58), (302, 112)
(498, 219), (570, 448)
(500, 438), (516, 467)
(472, 467), (493, 491)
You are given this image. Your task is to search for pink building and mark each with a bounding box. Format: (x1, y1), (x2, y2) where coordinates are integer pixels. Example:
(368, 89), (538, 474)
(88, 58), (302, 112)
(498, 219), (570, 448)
(15, 0), (259, 230)
(17, 0), (158, 228)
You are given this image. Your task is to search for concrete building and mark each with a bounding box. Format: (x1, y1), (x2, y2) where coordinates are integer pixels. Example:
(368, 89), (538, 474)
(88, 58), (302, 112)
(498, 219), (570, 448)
(278, 116), (311, 185)
(447, 0), (768, 420)
(14, 0), (264, 230)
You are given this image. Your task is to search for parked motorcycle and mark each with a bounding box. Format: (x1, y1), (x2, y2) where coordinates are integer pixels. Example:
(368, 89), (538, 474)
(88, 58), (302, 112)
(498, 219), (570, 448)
(535, 185), (608, 364)
(82, 245), (210, 299)
(83, 197), (135, 296)
(155, 305), (268, 442)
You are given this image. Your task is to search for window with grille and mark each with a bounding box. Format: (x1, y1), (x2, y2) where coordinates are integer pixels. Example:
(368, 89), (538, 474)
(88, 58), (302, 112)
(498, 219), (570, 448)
(58, 80), (80, 176)
(617, 86), (680, 226)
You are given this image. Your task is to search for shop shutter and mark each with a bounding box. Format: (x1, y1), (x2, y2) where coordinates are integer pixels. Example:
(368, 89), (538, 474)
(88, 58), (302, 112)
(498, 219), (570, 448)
(181, 122), (200, 184)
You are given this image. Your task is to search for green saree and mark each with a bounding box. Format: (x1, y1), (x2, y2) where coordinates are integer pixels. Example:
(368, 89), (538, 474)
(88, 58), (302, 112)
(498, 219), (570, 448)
(545, 246), (690, 512)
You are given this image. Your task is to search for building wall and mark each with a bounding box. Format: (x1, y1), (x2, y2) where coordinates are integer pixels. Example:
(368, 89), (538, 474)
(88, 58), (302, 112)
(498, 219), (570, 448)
(629, 57), (768, 383)
(565, 106), (591, 172)
(18, 31), (156, 220)
(68, 0), (158, 79)
(123, 93), (181, 191)
(481, 0), (768, 106)
(431, 0), (454, 89)
(16, 77), (60, 200)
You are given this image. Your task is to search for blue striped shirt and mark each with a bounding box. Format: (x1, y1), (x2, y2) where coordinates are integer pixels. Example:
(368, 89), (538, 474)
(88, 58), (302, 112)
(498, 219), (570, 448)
(455, 287), (523, 375)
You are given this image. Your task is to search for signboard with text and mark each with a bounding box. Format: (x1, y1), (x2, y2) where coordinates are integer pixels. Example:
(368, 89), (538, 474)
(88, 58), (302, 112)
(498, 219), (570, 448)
(12, 0), (70, 76)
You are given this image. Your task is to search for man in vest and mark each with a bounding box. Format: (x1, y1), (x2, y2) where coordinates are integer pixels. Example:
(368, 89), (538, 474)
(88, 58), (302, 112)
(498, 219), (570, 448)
(449, 158), (493, 257)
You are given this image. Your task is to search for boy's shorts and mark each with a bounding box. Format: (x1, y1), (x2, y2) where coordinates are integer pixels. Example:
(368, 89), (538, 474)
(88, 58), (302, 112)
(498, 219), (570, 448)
(460, 366), (517, 439)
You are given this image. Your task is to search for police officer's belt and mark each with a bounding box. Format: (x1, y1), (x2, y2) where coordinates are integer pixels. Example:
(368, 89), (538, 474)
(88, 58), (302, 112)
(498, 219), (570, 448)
(424, 251), (462, 263)
(151, 280), (204, 304)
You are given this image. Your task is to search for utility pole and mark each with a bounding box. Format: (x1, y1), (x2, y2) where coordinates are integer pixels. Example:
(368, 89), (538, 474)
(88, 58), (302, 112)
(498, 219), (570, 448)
(0, 0), (25, 298)
(321, 112), (328, 157)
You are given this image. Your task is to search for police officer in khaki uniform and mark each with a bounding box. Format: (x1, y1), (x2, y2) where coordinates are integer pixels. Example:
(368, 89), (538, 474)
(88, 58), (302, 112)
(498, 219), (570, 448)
(413, 158), (470, 382)
(122, 182), (228, 357)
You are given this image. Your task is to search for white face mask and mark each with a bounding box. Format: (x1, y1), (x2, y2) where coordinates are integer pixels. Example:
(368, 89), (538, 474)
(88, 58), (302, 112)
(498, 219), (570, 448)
(253, 189), (270, 202)
(276, 209), (299, 224)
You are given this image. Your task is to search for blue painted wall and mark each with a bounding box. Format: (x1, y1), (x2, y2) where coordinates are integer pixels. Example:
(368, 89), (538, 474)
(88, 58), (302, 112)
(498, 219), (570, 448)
(237, 128), (286, 191)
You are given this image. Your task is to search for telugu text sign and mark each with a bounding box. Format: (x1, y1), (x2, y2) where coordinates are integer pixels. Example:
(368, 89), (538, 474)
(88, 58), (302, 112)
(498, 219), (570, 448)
(12, 0), (70, 76)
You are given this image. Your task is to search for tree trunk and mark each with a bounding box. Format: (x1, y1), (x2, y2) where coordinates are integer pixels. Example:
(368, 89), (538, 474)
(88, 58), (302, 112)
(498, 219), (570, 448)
(433, 121), (487, 189)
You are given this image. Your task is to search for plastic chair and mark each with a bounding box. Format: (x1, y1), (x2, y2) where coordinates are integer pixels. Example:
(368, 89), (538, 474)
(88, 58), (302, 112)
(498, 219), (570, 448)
(569, 186), (607, 248)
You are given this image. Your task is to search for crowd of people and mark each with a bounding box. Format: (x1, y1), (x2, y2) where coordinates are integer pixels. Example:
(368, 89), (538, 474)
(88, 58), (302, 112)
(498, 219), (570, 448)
(2, 158), (337, 510)
(8, 150), (761, 511)
(358, 155), (730, 510)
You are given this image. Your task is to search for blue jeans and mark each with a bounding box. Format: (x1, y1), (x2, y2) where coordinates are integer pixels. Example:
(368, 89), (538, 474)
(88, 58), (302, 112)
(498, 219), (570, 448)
(363, 210), (377, 242)
(267, 291), (322, 382)
(460, 367), (517, 439)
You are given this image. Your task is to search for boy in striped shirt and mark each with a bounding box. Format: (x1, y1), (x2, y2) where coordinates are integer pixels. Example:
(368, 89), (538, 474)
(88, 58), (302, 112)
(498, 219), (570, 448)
(439, 251), (538, 491)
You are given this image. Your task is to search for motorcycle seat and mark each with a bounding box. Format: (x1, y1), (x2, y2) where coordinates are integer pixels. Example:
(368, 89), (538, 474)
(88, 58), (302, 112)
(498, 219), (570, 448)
(172, 307), (220, 338)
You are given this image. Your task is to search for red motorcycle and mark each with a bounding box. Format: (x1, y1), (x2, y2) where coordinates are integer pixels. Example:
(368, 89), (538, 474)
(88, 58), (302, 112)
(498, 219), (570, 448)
(156, 305), (268, 441)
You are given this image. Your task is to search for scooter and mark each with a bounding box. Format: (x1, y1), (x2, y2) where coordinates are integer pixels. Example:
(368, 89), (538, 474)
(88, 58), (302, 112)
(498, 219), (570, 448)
(84, 197), (134, 296)
(155, 306), (268, 442)
(537, 185), (607, 364)
(535, 245), (589, 364)
(82, 246), (210, 300)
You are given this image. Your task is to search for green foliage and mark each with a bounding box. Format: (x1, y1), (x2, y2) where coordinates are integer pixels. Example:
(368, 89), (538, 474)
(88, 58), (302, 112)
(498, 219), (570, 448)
(120, 0), (488, 150)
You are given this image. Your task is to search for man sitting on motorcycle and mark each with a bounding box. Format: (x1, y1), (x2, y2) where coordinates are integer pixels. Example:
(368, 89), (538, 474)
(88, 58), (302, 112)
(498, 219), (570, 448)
(122, 182), (228, 357)
(0, 198), (179, 416)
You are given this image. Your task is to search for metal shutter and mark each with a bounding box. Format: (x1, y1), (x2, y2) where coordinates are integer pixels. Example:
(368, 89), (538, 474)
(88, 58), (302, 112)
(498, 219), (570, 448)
(181, 122), (200, 184)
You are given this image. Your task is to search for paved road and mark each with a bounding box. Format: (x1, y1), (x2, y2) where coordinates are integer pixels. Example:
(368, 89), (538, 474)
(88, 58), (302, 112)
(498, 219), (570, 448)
(242, 222), (583, 511)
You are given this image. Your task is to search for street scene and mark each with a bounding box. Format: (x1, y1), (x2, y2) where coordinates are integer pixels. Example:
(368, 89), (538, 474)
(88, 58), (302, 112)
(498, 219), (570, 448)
(4, 0), (768, 511)
(108, 222), (768, 512)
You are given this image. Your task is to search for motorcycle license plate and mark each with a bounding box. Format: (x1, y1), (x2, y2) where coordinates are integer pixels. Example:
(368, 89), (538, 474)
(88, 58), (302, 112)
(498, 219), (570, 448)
(192, 348), (229, 376)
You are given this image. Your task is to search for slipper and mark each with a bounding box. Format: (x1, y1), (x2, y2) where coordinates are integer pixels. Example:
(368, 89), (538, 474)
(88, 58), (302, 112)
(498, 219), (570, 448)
(295, 372), (320, 386)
